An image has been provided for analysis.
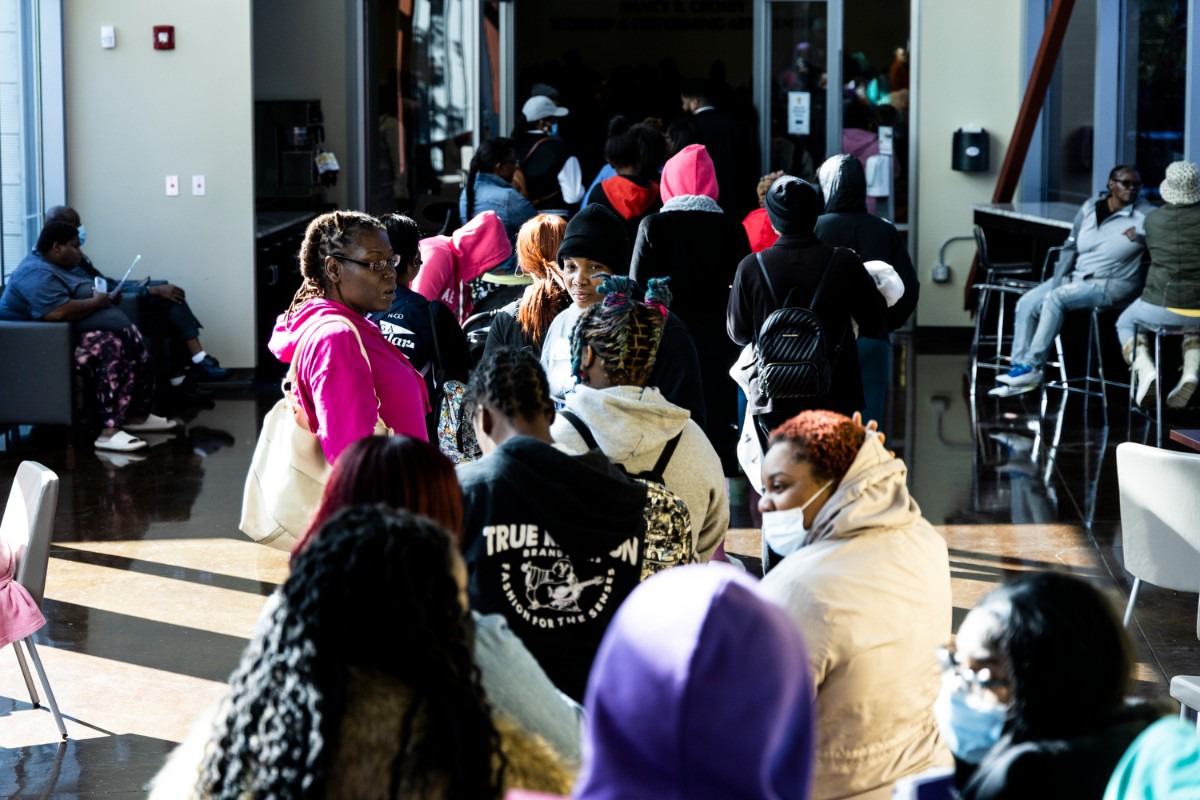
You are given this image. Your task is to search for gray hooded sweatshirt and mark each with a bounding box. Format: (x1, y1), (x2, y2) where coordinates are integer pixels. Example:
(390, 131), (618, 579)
(550, 384), (729, 561)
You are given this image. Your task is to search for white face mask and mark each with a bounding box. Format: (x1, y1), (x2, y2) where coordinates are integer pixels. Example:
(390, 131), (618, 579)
(761, 479), (833, 557)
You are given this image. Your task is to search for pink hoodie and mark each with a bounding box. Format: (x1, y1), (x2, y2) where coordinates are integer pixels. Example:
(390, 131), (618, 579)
(269, 299), (429, 464)
(411, 210), (512, 322)
(659, 143), (720, 203)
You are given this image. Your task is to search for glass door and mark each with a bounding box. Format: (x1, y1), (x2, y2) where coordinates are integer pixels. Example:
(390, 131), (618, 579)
(364, 0), (482, 225)
(754, 0), (910, 223)
(755, 0), (842, 182)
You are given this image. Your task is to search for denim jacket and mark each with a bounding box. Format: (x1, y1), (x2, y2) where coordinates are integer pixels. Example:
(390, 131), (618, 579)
(459, 173), (537, 273)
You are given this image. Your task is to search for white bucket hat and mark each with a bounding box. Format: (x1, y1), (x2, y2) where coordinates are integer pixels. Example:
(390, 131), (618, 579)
(1160, 160), (1200, 205)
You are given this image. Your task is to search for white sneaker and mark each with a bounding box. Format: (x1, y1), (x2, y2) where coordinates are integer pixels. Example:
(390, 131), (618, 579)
(996, 364), (1042, 387)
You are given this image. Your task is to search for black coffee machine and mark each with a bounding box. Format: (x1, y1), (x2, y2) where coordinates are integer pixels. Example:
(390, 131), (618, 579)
(255, 100), (329, 199)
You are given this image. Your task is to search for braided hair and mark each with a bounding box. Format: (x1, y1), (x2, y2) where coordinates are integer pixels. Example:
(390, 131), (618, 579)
(569, 275), (670, 388)
(465, 137), (516, 221)
(464, 346), (555, 427)
(199, 506), (504, 799)
(288, 211), (386, 321)
(514, 214), (568, 347)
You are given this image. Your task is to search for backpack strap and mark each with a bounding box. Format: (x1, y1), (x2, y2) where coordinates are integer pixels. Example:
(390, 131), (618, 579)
(428, 300), (445, 388)
(755, 252), (780, 308)
(809, 247), (841, 308)
(558, 409), (600, 451)
(651, 430), (684, 480)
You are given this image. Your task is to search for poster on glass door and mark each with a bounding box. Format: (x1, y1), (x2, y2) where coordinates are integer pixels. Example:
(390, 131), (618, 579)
(787, 92), (811, 136)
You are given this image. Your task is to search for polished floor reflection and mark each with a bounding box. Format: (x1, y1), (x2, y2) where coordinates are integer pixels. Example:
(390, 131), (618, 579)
(2, 347), (1199, 797)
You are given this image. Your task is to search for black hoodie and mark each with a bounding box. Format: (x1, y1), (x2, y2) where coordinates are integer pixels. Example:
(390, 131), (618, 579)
(815, 155), (920, 334)
(458, 436), (648, 701)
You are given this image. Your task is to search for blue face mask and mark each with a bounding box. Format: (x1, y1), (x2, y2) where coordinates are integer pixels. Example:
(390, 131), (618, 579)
(77, 225), (87, 246)
(549, 122), (559, 137)
(933, 676), (1010, 764)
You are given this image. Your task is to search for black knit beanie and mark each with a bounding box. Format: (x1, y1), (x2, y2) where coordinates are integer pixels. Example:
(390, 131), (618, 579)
(557, 204), (630, 275)
(765, 175), (822, 235)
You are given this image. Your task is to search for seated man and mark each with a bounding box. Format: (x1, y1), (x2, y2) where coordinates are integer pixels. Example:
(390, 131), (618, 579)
(995, 165), (1151, 391)
(45, 206), (228, 384)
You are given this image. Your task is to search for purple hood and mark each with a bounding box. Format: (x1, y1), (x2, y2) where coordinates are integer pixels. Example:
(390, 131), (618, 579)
(574, 564), (815, 800)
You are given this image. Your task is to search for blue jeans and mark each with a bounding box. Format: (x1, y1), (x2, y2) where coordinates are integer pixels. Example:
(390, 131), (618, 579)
(1011, 276), (1139, 367)
(1115, 298), (1200, 346)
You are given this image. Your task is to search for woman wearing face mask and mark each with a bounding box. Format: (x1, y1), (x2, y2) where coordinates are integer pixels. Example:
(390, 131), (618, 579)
(943, 571), (1167, 800)
(757, 409), (952, 800)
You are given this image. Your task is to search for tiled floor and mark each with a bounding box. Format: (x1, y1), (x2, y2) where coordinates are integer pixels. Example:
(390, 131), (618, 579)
(2, 348), (1199, 797)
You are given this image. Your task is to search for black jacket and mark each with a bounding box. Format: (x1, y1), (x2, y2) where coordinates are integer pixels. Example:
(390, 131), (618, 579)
(371, 286), (472, 388)
(691, 108), (758, 216)
(458, 436), (648, 702)
(959, 703), (1166, 800)
(631, 207), (751, 468)
(814, 155), (920, 334)
(727, 233), (887, 417)
(514, 133), (571, 209)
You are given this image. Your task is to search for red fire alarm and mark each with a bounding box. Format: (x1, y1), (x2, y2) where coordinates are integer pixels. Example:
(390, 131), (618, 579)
(152, 25), (175, 50)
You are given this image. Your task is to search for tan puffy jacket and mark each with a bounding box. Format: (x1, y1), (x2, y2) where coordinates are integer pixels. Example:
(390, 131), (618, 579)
(760, 435), (953, 800)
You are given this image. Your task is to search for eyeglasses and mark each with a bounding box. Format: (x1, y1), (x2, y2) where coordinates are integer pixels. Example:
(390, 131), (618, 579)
(936, 646), (1009, 694)
(330, 253), (401, 274)
(1112, 179), (1143, 189)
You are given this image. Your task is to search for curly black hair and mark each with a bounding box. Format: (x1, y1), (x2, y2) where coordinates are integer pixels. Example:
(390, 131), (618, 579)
(198, 505), (504, 799)
(287, 211), (386, 321)
(570, 275), (671, 387)
(464, 346), (556, 427)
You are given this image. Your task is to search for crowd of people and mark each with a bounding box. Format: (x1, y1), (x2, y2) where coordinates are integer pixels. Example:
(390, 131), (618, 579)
(6, 78), (1200, 798)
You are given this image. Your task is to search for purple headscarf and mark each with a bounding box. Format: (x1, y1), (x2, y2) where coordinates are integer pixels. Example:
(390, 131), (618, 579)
(573, 564), (815, 800)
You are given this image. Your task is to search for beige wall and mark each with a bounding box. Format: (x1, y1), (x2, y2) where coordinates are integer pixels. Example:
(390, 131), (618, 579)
(913, 0), (1024, 327)
(253, 0), (351, 210)
(63, 0), (256, 366)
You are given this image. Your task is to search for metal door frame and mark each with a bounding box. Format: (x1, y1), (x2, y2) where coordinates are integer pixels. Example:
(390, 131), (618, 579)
(753, 0), (843, 174)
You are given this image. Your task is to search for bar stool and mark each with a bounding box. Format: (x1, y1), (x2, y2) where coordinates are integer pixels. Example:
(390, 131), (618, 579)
(1042, 304), (1129, 425)
(1129, 321), (1200, 448)
(969, 226), (1039, 396)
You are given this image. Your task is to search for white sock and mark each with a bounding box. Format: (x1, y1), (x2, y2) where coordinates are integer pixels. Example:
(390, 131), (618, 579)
(169, 375), (186, 387)
(191, 350), (208, 364)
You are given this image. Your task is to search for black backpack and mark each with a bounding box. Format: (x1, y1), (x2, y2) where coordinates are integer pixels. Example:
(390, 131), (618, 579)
(558, 409), (682, 486)
(754, 249), (844, 400)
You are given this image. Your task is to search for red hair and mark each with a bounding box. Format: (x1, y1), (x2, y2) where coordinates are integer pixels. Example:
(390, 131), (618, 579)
(768, 410), (865, 483)
(515, 214), (568, 347)
(292, 436), (463, 559)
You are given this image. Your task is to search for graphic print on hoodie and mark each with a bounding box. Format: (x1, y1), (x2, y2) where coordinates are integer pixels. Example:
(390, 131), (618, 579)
(458, 436), (650, 702)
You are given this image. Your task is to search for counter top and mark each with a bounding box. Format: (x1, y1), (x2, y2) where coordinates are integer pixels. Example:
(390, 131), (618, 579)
(256, 211), (318, 239)
(973, 201), (1079, 229)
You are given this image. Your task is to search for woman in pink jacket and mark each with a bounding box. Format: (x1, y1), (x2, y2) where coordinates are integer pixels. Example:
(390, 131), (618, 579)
(269, 211), (429, 464)
(411, 209), (512, 323)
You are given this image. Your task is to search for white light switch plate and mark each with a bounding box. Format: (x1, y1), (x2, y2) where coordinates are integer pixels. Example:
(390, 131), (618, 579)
(165, 175), (179, 196)
(192, 175), (206, 196)
(101, 26), (116, 49)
